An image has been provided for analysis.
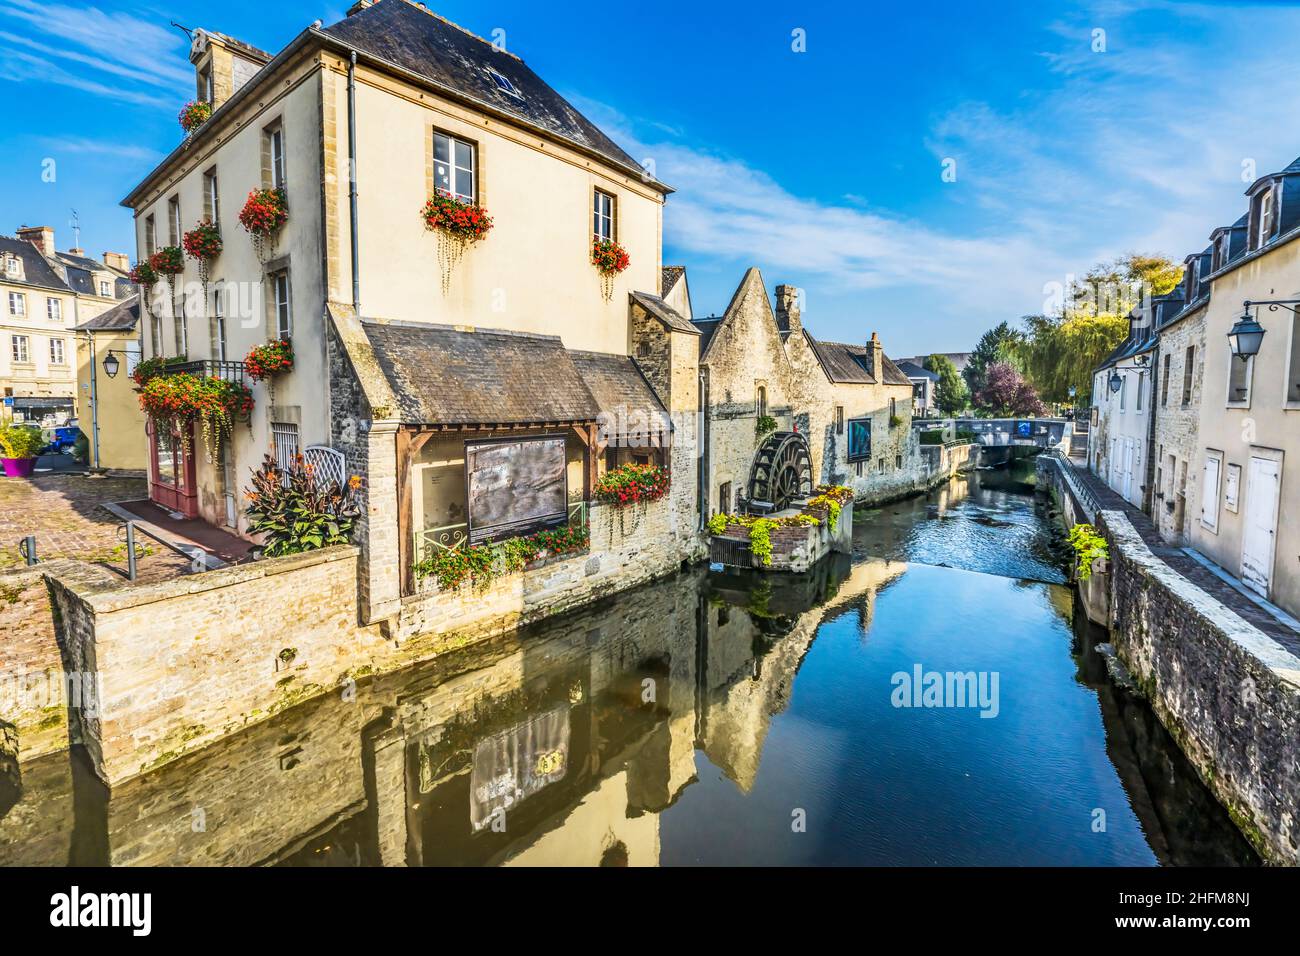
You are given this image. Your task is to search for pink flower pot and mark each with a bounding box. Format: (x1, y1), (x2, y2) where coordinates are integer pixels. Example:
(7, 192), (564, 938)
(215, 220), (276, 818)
(1, 457), (36, 478)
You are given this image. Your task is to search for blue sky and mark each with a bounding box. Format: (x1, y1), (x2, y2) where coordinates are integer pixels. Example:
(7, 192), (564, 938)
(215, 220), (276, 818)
(3, 0), (1300, 355)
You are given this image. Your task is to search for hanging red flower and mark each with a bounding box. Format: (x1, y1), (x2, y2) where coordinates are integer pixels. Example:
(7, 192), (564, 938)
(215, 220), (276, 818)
(591, 239), (630, 276)
(178, 100), (213, 134)
(138, 372), (253, 459)
(148, 246), (184, 277)
(421, 191), (494, 241)
(182, 220), (223, 262)
(128, 261), (158, 287)
(244, 339), (294, 381)
(593, 463), (669, 507)
(238, 187), (289, 238)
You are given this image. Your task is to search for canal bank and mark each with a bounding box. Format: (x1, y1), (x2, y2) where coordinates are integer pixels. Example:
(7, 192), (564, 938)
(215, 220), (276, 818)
(0, 467), (1255, 866)
(1038, 452), (1300, 864)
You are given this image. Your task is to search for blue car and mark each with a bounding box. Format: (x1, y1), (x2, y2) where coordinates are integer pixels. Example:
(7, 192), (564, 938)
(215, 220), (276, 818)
(42, 424), (81, 455)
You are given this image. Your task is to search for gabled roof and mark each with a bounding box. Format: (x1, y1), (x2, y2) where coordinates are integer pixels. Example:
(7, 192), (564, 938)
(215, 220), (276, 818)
(75, 294), (140, 332)
(0, 236), (72, 293)
(52, 250), (126, 277)
(630, 290), (698, 335)
(568, 350), (668, 426)
(806, 337), (914, 387)
(661, 266), (684, 298)
(691, 316), (722, 356)
(896, 360), (938, 381)
(322, 1), (657, 185)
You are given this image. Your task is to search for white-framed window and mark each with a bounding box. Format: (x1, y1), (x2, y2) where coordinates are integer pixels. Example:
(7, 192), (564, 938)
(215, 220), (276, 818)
(213, 286), (227, 361)
(99, 279), (111, 297)
(433, 131), (475, 203)
(269, 125), (286, 189)
(272, 421), (300, 477)
(1201, 450), (1223, 533)
(1119, 375), (1127, 411)
(9, 292), (26, 316)
(1135, 372), (1144, 412)
(1256, 187), (1274, 248)
(1214, 233), (1230, 270)
(272, 270), (291, 339)
(593, 189), (615, 242)
(175, 306), (188, 356)
(49, 338), (65, 365)
(46, 297), (61, 321)
(1227, 352), (1253, 406)
(204, 168), (220, 226)
(3, 254), (19, 279)
(11, 335), (29, 364)
(168, 195), (181, 246)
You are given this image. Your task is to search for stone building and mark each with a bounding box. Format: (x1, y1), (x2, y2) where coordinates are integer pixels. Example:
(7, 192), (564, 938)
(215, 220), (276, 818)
(0, 226), (131, 423)
(120, 1), (699, 631)
(683, 266), (917, 517)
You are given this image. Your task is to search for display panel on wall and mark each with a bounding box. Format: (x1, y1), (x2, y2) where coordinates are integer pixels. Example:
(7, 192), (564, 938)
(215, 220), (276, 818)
(466, 435), (568, 543)
(847, 418), (872, 461)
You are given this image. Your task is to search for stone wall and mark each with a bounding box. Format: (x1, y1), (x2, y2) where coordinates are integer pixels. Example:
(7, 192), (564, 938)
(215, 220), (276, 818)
(41, 495), (690, 785)
(0, 564), (74, 762)
(1097, 510), (1300, 863)
(1151, 307), (1206, 544)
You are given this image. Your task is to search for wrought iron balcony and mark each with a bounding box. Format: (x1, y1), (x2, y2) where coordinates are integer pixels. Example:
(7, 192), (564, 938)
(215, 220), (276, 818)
(162, 359), (249, 384)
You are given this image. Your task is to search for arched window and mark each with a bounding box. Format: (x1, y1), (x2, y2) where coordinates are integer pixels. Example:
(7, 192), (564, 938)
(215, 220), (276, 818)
(756, 385), (767, 418)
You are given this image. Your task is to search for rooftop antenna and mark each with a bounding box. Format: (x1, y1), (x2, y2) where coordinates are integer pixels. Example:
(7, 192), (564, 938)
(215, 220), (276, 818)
(170, 21), (193, 39)
(69, 210), (81, 250)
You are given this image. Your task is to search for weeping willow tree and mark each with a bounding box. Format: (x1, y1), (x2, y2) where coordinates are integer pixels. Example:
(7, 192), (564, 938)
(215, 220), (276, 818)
(1018, 253), (1183, 404)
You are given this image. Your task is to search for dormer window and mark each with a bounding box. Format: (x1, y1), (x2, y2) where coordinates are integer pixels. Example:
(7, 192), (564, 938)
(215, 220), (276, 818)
(1253, 186), (1275, 249)
(1214, 233), (1230, 271)
(1185, 261), (1196, 302)
(3, 254), (19, 280)
(486, 67), (522, 99)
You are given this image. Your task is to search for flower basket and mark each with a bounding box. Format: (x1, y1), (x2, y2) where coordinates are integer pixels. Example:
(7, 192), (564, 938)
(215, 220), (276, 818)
(593, 462), (669, 507)
(139, 372), (252, 460)
(238, 187), (288, 262)
(178, 100), (212, 135)
(128, 261), (158, 288)
(421, 191), (493, 293)
(183, 220), (222, 289)
(244, 339), (293, 382)
(148, 246), (184, 277)
(130, 354), (188, 390)
(591, 239), (630, 300)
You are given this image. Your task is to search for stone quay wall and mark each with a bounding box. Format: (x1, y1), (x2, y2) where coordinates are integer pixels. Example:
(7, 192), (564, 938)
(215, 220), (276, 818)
(36, 496), (691, 785)
(1040, 455), (1300, 863)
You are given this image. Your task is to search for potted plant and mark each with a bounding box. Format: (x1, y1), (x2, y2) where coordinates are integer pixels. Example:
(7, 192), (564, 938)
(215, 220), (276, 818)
(243, 453), (362, 557)
(239, 187), (288, 262)
(591, 238), (630, 300)
(0, 423), (45, 478)
(178, 100), (213, 135)
(182, 219), (222, 289)
(421, 191), (494, 292)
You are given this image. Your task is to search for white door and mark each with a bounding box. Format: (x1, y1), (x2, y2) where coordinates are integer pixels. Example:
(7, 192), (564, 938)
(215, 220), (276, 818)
(1122, 440), (1134, 501)
(222, 448), (238, 528)
(1201, 455), (1221, 532)
(1241, 456), (1281, 598)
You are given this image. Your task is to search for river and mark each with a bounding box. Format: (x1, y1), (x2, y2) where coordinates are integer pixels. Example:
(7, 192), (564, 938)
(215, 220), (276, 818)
(0, 465), (1258, 866)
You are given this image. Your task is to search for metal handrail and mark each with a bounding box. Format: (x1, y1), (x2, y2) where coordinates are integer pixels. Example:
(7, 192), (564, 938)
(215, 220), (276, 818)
(415, 500), (591, 562)
(118, 520), (208, 580)
(163, 359), (248, 384)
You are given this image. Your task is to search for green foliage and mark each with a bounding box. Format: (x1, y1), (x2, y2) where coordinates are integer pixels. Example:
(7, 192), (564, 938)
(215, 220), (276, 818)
(413, 522), (590, 591)
(0, 424), (44, 459)
(964, 322), (1026, 397)
(755, 414), (778, 439)
(927, 354), (969, 415)
(1068, 523), (1110, 580)
(749, 519), (774, 566)
(243, 453), (361, 557)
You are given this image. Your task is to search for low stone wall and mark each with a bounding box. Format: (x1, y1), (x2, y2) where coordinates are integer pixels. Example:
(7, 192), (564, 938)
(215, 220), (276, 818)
(0, 563), (76, 762)
(1097, 511), (1300, 864)
(39, 496), (690, 784)
(854, 442), (977, 508)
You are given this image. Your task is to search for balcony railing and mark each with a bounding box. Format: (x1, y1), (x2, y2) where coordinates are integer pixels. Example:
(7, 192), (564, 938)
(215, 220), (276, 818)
(163, 360), (249, 384)
(415, 500), (590, 562)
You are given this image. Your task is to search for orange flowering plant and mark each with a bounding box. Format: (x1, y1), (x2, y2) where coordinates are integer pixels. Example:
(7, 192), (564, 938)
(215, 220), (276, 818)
(138, 372), (252, 459)
(591, 238), (630, 276)
(243, 453), (362, 557)
(178, 100), (212, 134)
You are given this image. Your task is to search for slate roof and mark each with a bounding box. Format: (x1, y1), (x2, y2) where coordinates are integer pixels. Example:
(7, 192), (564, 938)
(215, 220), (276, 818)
(363, 320), (599, 426)
(806, 337), (914, 387)
(74, 294), (140, 332)
(53, 250), (127, 277)
(0, 236), (72, 292)
(661, 266), (684, 297)
(691, 316), (722, 356)
(630, 290), (699, 334)
(896, 360), (938, 381)
(322, 1), (653, 183)
(568, 350), (668, 425)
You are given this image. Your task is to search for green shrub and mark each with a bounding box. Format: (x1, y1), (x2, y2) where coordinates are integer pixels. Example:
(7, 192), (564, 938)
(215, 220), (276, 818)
(1068, 523), (1109, 580)
(0, 424), (44, 460)
(244, 453), (362, 557)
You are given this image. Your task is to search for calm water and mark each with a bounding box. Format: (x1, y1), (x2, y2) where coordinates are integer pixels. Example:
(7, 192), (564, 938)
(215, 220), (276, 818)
(0, 466), (1257, 866)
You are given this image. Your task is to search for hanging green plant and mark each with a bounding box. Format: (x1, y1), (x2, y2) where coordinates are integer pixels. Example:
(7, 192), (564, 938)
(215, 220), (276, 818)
(183, 220), (222, 291)
(591, 238), (630, 301)
(755, 414), (778, 439)
(1068, 523), (1110, 580)
(128, 261), (158, 288)
(244, 339), (293, 381)
(148, 246), (184, 277)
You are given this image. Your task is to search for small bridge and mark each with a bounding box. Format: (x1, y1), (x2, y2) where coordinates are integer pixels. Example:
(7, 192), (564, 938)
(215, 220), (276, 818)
(917, 417), (1076, 468)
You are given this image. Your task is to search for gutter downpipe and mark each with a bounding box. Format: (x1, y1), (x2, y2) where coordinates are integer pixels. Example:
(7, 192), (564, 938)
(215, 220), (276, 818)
(697, 371), (709, 530)
(347, 50), (361, 316)
(85, 330), (101, 470)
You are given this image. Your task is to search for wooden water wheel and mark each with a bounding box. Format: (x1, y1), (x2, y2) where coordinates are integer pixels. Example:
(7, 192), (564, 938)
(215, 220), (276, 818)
(746, 431), (813, 513)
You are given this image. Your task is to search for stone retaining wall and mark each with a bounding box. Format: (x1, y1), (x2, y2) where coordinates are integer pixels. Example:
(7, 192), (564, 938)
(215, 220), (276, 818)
(37, 496), (691, 785)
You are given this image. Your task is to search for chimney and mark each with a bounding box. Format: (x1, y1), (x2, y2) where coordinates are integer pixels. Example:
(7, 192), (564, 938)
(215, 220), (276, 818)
(775, 284), (802, 335)
(16, 225), (54, 255)
(68, 247), (85, 256)
(103, 251), (131, 272)
(347, 0), (374, 15)
(867, 331), (884, 379)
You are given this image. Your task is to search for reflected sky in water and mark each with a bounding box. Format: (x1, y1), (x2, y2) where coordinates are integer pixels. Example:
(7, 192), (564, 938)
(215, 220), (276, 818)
(0, 468), (1257, 867)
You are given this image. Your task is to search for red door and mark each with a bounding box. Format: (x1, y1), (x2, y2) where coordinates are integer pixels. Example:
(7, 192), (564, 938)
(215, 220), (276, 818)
(147, 419), (198, 517)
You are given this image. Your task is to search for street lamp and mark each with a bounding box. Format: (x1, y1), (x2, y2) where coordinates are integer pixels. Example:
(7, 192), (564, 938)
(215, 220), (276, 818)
(1108, 370), (1122, 393)
(1228, 303), (1270, 361)
(102, 350), (120, 378)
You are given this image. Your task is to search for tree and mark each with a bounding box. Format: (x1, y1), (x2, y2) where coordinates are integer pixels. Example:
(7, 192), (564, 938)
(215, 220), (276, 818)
(926, 353), (969, 415)
(973, 361), (1046, 417)
(964, 322), (1025, 397)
